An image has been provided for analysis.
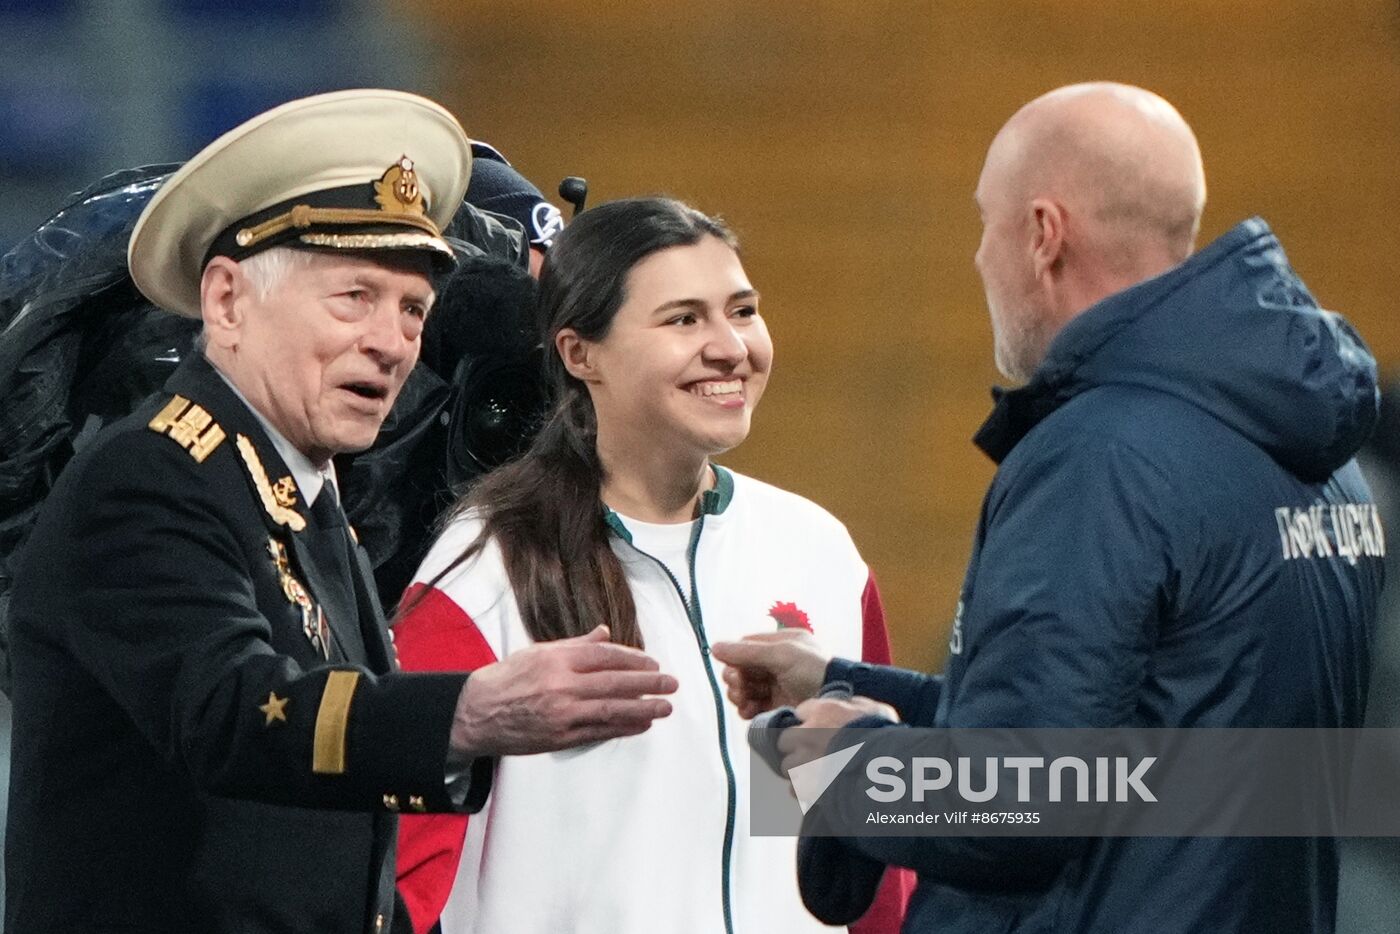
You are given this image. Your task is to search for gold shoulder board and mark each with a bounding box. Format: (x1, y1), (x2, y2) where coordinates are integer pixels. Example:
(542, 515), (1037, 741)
(148, 395), (226, 463)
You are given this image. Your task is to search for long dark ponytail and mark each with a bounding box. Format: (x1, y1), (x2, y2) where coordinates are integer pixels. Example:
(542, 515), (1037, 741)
(408, 197), (738, 647)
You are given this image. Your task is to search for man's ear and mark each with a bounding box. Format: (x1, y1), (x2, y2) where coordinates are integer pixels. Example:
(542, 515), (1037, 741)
(200, 257), (244, 351)
(555, 328), (599, 382)
(1029, 198), (1066, 279)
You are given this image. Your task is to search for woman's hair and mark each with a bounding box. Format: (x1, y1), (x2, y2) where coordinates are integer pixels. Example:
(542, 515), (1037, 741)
(406, 197), (738, 647)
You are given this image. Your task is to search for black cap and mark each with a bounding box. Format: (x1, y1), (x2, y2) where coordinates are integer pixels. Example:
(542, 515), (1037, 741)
(467, 141), (565, 249)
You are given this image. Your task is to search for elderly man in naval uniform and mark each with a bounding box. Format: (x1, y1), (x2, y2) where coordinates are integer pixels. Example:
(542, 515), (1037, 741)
(4, 89), (676, 934)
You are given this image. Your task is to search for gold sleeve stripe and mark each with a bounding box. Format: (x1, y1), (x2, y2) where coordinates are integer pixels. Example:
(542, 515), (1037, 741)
(312, 670), (360, 775)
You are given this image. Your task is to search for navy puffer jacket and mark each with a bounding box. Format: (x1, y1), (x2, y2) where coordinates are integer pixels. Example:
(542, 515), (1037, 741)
(825, 218), (1384, 934)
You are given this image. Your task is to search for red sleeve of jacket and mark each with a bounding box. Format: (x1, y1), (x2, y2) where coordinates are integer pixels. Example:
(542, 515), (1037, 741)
(851, 572), (914, 934)
(858, 571), (894, 666)
(394, 583), (499, 934)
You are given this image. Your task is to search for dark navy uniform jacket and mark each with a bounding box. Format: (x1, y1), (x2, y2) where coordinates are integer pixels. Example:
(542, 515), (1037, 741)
(5, 354), (491, 934)
(825, 219), (1385, 934)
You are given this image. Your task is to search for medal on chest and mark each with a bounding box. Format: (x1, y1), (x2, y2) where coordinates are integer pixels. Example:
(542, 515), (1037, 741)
(267, 538), (330, 658)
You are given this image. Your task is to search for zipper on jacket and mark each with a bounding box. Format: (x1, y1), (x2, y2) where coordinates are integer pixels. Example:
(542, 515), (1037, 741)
(620, 515), (738, 934)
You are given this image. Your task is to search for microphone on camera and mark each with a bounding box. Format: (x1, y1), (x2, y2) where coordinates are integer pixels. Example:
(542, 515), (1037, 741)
(558, 176), (588, 217)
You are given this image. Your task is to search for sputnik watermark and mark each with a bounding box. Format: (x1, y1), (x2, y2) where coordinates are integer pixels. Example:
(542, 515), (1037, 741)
(786, 742), (864, 815)
(748, 728), (1400, 838)
(866, 755), (1156, 803)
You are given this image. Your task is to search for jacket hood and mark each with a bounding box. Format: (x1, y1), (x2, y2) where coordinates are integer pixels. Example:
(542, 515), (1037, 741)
(976, 218), (1379, 481)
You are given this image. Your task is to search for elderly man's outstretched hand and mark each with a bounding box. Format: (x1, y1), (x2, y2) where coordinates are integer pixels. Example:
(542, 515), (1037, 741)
(711, 629), (833, 720)
(449, 626), (677, 757)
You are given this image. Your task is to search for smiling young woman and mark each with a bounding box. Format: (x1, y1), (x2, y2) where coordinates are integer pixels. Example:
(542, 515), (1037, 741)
(391, 197), (909, 934)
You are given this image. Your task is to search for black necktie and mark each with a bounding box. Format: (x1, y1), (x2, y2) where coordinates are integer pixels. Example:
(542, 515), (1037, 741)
(308, 481), (364, 660)
(310, 481), (353, 569)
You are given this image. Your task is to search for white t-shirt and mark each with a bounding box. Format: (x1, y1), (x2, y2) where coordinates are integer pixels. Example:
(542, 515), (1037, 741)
(611, 511), (698, 599)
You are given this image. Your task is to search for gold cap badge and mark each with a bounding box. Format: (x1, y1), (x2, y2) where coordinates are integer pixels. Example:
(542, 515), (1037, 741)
(374, 155), (425, 215)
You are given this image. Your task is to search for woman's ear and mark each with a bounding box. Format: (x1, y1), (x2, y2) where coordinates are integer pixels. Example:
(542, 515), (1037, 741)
(556, 328), (599, 383)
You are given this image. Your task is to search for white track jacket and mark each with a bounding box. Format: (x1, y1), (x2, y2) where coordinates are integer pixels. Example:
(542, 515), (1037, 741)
(394, 468), (908, 934)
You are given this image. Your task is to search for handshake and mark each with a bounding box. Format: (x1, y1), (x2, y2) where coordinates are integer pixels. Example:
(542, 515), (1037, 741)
(446, 624), (894, 766)
(712, 630), (899, 776)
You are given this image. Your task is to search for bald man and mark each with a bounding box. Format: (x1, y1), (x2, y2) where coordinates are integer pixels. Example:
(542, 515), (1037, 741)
(974, 82), (1207, 384)
(714, 83), (1382, 933)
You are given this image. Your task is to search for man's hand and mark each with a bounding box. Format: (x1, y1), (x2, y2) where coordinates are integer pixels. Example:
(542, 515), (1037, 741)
(777, 696), (899, 776)
(710, 629), (833, 719)
(449, 626), (677, 757)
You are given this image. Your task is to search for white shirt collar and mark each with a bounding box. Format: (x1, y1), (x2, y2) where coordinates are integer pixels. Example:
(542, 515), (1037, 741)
(212, 363), (338, 505)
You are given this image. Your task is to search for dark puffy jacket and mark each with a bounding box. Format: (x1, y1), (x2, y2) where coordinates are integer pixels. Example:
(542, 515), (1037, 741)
(826, 218), (1384, 933)
(0, 166), (546, 686)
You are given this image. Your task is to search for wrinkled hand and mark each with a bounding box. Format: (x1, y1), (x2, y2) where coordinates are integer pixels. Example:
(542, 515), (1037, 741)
(710, 629), (832, 719)
(777, 696), (899, 776)
(450, 626), (677, 757)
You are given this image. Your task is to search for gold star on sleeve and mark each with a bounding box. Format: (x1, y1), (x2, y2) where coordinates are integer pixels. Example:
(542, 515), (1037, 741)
(259, 691), (289, 726)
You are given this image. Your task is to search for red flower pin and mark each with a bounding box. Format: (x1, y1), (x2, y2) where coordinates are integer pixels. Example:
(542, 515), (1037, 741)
(768, 601), (812, 633)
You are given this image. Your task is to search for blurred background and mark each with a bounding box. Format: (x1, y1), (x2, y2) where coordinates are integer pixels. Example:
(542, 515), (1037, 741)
(1, 0), (1396, 673)
(1, 0), (1398, 922)
(411, 0), (1400, 674)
